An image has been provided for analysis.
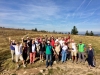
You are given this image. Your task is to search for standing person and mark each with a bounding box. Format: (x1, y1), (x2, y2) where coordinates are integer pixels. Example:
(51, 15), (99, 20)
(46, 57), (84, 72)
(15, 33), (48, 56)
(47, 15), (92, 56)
(35, 38), (39, 56)
(22, 36), (32, 61)
(71, 39), (77, 63)
(12, 41), (26, 68)
(61, 42), (68, 63)
(78, 41), (85, 64)
(45, 41), (53, 68)
(67, 39), (72, 60)
(54, 41), (61, 62)
(59, 37), (65, 47)
(22, 43), (28, 63)
(29, 40), (37, 64)
(39, 41), (46, 62)
(50, 38), (55, 48)
(87, 44), (95, 69)
(9, 37), (16, 62)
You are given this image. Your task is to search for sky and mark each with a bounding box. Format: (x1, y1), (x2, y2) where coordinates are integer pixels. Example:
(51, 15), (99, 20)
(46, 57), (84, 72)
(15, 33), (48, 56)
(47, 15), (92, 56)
(0, 0), (100, 33)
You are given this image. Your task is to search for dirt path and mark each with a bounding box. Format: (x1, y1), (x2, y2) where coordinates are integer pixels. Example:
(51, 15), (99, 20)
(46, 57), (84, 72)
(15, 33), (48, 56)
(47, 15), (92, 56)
(0, 60), (100, 75)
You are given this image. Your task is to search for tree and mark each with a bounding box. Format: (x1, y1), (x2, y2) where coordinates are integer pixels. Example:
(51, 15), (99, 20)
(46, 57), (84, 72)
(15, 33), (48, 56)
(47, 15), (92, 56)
(34, 28), (37, 31)
(90, 31), (94, 36)
(85, 30), (89, 36)
(71, 26), (78, 35)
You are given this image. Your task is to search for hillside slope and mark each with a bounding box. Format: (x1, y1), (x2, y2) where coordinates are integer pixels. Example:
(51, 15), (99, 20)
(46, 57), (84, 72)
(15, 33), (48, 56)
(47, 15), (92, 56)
(0, 28), (100, 75)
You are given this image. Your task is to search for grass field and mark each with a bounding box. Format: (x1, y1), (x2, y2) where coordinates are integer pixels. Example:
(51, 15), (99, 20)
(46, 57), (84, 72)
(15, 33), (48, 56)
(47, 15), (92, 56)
(0, 28), (100, 75)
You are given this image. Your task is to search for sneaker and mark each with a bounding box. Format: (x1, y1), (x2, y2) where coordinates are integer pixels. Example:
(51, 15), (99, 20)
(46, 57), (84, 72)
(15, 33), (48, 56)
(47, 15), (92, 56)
(23, 65), (26, 68)
(46, 66), (48, 68)
(17, 65), (19, 69)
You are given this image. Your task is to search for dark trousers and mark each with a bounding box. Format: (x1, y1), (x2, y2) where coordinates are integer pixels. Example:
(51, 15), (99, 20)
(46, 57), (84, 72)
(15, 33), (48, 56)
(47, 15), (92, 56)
(87, 55), (93, 66)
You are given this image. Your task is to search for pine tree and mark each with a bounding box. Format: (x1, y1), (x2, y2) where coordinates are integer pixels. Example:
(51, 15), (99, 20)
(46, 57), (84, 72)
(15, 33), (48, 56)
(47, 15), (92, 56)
(90, 31), (94, 36)
(85, 30), (89, 36)
(71, 26), (78, 35)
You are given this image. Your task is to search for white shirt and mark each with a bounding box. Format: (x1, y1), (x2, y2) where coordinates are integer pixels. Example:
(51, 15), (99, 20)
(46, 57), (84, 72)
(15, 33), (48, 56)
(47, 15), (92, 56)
(13, 44), (22, 55)
(55, 39), (58, 43)
(59, 40), (65, 46)
(72, 43), (76, 51)
(62, 45), (68, 51)
(32, 44), (36, 52)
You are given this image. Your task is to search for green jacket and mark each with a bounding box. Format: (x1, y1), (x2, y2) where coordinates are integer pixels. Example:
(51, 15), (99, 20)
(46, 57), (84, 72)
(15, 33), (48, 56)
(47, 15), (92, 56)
(46, 45), (52, 54)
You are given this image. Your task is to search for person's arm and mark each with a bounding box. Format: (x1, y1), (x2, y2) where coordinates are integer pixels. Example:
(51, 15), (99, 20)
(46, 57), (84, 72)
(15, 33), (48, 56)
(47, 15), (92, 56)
(9, 37), (12, 45)
(22, 37), (27, 43)
(92, 49), (96, 60)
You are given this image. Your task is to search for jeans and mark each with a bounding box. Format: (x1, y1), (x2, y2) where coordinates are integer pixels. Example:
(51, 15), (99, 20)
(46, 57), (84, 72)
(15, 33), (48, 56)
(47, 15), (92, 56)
(61, 50), (67, 62)
(46, 54), (52, 67)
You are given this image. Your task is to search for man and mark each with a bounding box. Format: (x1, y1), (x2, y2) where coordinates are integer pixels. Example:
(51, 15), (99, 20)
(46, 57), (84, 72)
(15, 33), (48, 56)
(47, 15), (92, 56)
(45, 41), (53, 68)
(13, 41), (26, 68)
(78, 41), (85, 64)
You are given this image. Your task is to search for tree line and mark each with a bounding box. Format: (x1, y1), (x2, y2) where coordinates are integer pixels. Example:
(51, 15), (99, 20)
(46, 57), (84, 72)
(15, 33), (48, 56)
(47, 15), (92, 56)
(32, 26), (94, 36)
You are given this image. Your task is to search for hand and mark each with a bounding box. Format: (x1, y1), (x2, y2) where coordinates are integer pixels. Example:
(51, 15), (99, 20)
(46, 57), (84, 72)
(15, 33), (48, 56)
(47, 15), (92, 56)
(9, 37), (11, 40)
(21, 38), (23, 40)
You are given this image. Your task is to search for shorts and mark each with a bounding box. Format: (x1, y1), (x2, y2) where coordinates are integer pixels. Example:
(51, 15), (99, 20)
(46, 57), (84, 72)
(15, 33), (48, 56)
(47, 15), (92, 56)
(15, 54), (23, 62)
(71, 51), (77, 56)
(40, 51), (44, 55)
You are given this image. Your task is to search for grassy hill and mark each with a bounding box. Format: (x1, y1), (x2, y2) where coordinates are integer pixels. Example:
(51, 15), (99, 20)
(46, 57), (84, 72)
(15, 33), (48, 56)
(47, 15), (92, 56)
(0, 28), (100, 75)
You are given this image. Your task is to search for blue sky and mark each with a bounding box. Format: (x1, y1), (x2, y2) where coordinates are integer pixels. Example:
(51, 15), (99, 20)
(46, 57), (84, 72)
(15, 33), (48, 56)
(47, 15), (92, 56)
(0, 0), (100, 32)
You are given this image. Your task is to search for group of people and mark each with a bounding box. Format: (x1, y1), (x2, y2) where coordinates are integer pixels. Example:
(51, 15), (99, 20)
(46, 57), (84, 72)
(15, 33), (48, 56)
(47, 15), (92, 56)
(9, 35), (96, 69)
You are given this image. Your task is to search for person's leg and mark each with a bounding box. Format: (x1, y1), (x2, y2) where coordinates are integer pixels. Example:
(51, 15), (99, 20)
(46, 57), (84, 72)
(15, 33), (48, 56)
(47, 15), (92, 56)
(61, 51), (64, 62)
(15, 55), (19, 68)
(42, 51), (44, 61)
(46, 54), (49, 68)
(11, 50), (15, 61)
(81, 52), (85, 64)
(87, 56), (91, 69)
(69, 51), (71, 60)
(78, 52), (82, 63)
(90, 56), (94, 67)
(49, 54), (52, 67)
(27, 47), (30, 61)
(33, 52), (36, 63)
(71, 51), (74, 63)
(30, 53), (33, 64)
(64, 51), (67, 62)
(40, 51), (42, 61)
(20, 55), (26, 67)
(74, 51), (77, 63)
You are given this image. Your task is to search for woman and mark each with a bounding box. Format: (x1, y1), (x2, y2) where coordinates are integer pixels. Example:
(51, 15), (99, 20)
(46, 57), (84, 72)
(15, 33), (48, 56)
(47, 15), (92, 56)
(54, 41), (61, 62)
(87, 44), (95, 69)
(9, 37), (16, 62)
(39, 41), (46, 62)
(22, 43), (28, 63)
(29, 40), (37, 64)
(61, 42), (68, 63)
